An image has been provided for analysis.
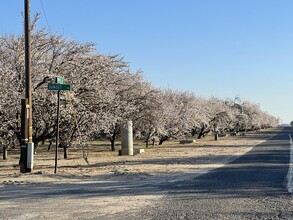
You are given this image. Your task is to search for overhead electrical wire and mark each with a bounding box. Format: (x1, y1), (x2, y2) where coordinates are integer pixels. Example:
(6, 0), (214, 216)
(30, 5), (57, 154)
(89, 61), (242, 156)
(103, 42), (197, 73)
(39, 0), (51, 32)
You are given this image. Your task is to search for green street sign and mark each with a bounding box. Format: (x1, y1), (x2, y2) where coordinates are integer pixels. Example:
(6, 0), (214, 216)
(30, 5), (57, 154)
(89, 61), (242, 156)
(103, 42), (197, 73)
(48, 83), (71, 91)
(56, 76), (65, 84)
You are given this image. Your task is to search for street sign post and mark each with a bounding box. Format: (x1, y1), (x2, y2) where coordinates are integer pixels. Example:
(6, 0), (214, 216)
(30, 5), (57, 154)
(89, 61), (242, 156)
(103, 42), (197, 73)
(48, 79), (71, 173)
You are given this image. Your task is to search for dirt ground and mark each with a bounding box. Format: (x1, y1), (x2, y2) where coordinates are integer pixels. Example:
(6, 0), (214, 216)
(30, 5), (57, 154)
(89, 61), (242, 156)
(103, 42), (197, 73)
(0, 129), (276, 185)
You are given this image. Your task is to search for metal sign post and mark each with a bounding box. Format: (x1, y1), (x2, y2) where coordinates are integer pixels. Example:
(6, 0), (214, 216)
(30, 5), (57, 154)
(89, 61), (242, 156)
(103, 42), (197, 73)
(48, 77), (71, 174)
(55, 90), (60, 174)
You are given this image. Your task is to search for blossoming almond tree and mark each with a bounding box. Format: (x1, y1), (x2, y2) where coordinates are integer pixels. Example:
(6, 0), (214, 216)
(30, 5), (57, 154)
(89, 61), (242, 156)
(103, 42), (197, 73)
(0, 17), (279, 161)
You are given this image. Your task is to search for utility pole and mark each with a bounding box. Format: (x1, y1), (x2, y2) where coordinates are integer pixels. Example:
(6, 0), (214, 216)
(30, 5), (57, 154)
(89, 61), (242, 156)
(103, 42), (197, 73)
(20, 0), (34, 173)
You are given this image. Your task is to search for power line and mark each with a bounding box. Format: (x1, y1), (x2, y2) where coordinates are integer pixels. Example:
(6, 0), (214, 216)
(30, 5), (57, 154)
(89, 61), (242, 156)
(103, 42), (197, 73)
(39, 0), (50, 32)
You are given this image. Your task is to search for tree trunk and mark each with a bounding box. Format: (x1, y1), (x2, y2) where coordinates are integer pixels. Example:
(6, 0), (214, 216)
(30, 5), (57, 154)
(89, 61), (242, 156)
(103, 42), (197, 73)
(3, 146), (7, 160)
(110, 131), (116, 151)
(34, 142), (39, 154)
(198, 125), (211, 139)
(191, 129), (196, 137)
(159, 136), (169, 145)
(214, 133), (218, 141)
(152, 138), (155, 146)
(48, 140), (52, 151)
(197, 126), (205, 139)
(63, 146), (68, 159)
(110, 139), (115, 151)
(145, 132), (151, 148)
(145, 139), (149, 148)
(33, 141), (39, 153)
(109, 126), (118, 151)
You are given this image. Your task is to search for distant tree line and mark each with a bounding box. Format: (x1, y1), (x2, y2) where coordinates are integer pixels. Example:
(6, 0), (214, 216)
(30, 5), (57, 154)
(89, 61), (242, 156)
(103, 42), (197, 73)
(0, 17), (279, 159)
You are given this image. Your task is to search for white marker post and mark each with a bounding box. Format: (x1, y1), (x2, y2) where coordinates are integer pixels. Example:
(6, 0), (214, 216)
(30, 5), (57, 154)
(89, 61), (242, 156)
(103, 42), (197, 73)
(120, 120), (134, 156)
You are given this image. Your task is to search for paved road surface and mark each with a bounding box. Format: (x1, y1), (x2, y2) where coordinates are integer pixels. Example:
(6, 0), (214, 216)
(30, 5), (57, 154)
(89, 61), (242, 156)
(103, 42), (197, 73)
(120, 127), (293, 220)
(1, 127), (293, 219)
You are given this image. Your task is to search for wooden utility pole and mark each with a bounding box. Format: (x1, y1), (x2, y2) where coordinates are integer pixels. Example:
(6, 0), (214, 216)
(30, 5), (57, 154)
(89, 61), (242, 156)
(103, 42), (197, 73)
(24, 0), (33, 143)
(20, 0), (34, 173)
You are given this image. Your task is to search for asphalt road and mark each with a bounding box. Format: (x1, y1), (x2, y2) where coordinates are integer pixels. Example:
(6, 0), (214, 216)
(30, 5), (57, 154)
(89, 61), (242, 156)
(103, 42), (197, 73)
(121, 127), (293, 220)
(1, 127), (293, 220)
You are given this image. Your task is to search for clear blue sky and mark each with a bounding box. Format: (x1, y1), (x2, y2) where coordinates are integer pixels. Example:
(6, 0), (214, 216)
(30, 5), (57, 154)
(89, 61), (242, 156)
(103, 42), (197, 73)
(1, 0), (293, 123)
